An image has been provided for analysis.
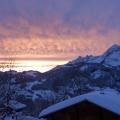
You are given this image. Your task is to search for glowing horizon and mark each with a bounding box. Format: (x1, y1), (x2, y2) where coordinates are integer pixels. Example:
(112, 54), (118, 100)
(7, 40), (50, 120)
(0, 59), (68, 72)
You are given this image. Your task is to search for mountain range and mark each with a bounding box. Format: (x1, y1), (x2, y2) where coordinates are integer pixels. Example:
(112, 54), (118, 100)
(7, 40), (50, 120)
(0, 44), (120, 117)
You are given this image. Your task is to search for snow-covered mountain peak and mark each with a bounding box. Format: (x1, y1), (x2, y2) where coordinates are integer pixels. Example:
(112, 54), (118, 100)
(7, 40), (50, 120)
(69, 44), (120, 67)
(101, 44), (120, 67)
(103, 44), (120, 56)
(87, 44), (120, 66)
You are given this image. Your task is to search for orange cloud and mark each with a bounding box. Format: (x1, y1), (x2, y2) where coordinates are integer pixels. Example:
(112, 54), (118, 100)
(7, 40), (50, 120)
(0, 17), (120, 60)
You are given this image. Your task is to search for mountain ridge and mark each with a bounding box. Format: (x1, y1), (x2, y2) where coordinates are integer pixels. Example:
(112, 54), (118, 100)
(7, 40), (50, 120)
(0, 44), (120, 117)
(68, 44), (120, 67)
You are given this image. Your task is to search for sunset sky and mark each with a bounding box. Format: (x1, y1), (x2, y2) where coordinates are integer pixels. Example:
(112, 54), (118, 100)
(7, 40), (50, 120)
(0, 0), (120, 60)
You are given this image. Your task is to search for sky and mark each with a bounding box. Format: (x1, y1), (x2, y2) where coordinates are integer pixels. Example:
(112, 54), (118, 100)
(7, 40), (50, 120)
(0, 0), (120, 60)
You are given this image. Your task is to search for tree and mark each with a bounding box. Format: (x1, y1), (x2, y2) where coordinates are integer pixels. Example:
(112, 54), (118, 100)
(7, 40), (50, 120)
(71, 77), (85, 95)
(0, 57), (17, 119)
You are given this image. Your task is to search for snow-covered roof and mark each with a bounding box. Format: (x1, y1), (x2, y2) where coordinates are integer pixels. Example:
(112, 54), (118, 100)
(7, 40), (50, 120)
(8, 100), (26, 111)
(39, 89), (120, 118)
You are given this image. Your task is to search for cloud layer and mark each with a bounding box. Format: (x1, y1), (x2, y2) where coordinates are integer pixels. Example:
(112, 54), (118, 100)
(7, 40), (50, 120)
(0, 0), (120, 59)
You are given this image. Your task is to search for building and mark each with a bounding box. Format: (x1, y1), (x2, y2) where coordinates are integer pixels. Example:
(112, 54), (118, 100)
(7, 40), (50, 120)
(39, 89), (120, 120)
(4, 100), (26, 115)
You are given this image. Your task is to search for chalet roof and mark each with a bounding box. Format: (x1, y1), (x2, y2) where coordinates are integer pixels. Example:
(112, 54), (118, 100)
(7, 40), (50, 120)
(39, 89), (120, 118)
(8, 100), (26, 111)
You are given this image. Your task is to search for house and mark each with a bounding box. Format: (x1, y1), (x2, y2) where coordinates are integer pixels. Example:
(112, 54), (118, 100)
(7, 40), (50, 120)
(7, 100), (26, 112)
(39, 89), (120, 120)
